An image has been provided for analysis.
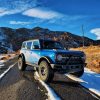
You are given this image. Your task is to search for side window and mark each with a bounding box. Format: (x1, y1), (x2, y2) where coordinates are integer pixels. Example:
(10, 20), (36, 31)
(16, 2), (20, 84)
(32, 41), (40, 49)
(26, 42), (32, 50)
(22, 42), (26, 49)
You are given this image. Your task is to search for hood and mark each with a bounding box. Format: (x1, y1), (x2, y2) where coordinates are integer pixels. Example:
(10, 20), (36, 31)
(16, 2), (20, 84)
(43, 49), (84, 56)
(55, 49), (84, 56)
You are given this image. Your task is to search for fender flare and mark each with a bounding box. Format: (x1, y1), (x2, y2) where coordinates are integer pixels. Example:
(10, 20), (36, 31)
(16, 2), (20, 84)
(38, 56), (54, 65)
(18, 53), (25, 62)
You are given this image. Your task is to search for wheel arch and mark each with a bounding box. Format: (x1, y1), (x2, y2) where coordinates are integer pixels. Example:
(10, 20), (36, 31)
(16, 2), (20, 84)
(38, 56), (53, 65)
(18, 53), (25, 62)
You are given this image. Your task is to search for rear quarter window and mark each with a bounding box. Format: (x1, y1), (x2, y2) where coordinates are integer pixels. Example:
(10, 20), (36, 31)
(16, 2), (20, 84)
(32, 40), (40, 49)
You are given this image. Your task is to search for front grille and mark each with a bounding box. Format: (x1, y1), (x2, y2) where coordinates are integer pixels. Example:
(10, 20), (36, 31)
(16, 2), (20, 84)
(65, 56), (83, 65)
(60, 54), (83, 65)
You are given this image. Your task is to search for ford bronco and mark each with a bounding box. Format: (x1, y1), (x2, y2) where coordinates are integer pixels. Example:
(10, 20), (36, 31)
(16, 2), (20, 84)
(18, 39), (86, 82)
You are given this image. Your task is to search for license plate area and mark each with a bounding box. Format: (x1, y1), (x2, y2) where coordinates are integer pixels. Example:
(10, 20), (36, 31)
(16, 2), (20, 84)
(63, 65), (82, 70)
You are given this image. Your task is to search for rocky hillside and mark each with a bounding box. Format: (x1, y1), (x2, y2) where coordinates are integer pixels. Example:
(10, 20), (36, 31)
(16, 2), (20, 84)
(0, 27), (100, 53)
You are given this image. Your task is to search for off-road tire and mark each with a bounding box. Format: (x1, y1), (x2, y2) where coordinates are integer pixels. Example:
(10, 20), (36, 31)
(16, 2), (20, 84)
(18, 57), (27, 71)
(38, 60), (54, 82)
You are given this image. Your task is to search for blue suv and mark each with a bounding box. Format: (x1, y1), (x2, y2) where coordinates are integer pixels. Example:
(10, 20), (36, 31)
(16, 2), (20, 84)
(18, 39), (86, 82)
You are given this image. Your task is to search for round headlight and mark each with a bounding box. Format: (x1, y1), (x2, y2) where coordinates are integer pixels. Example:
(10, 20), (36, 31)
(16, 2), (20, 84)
(56, 54), (62, 61)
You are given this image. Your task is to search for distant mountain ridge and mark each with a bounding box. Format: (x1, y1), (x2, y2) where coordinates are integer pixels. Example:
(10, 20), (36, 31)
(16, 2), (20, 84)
(0, 27), (99, 53)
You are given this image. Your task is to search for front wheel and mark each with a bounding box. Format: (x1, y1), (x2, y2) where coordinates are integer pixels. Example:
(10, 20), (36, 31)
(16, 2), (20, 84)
(18, 57), (27, 71)
(38, 61), (54, 82)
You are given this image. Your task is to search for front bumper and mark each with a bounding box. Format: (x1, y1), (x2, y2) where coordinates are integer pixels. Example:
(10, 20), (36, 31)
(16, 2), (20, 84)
(51, 63), (87, 74)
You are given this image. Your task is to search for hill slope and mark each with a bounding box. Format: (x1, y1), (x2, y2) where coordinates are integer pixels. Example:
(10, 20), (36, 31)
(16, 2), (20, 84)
(0, 27), (99, 53)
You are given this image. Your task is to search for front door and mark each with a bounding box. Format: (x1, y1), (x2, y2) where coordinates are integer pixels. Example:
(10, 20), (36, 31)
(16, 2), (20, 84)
(25, 41), (32, 63)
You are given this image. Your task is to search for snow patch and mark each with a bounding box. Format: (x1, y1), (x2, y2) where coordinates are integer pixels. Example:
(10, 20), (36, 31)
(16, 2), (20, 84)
(66, 68), (100, 97)
(35, 72), (61, 100)
(66, 74), (88, 83)
(0, 60), (6, 63)
(81, 68), (100, 97)
(0, 64), (4, 68)
(0, 55), (6, 59)
(0, 55), (7, 67)
(0, 54), (16, 69)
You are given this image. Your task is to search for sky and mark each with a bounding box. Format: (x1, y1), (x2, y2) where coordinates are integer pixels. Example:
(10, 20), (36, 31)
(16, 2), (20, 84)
(0, 0), (100, 40)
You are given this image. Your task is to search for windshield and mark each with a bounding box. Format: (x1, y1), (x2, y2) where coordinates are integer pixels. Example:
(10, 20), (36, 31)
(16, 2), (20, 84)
(41, 40), (64, 49)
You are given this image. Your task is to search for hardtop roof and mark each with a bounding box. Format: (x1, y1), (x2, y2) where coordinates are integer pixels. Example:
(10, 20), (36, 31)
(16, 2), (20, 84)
(23, 39), (56, 43)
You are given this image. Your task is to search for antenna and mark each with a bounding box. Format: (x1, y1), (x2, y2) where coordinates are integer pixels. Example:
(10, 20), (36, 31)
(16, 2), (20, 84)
(81, 25), (85, 47)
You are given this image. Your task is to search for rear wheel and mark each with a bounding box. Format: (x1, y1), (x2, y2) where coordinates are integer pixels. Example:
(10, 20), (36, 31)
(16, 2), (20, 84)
(38, 61), (54, 82)
(18, 57), (27, 71)
(71, 69), (84, 77)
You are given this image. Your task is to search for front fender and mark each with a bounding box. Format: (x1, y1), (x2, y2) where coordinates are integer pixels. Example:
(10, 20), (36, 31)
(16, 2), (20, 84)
(38, 56), (54, 65)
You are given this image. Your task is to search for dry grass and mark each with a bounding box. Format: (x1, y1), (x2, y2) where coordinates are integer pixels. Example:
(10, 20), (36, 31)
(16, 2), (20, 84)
(0, 54), (16, 61)
(71, 46), (100, 73)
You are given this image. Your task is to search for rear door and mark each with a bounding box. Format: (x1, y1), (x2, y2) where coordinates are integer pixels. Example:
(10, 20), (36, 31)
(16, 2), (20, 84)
(29, 40), (41, 64)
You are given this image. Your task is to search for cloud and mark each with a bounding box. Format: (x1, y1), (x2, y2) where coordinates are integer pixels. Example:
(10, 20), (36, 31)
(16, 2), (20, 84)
(9, 21), (31, 25)
(48, 15), (84, 23)
(0, 0), (38, 17)
(0, 0), (62, 20)
(0, 8), (6, 13)
(0, 8), (21, 16)
(90, 28), (100, 40)
(22, 8), (63, 19)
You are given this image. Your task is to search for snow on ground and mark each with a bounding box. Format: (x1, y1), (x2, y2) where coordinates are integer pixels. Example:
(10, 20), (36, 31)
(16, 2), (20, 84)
(81, 68), (100, 96)
(0, 60), (5, 68)
(0, 55), (7, 66)
(0, 60), (6, 63)
(0, 55), (6, 59)
(66, 68), (100, 96)
(0, 54), (16, 67)
(35, 72), (61, 100)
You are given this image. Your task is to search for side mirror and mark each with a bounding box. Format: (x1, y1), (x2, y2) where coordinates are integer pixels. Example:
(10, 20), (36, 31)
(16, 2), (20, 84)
(33, 45), (39, 49)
